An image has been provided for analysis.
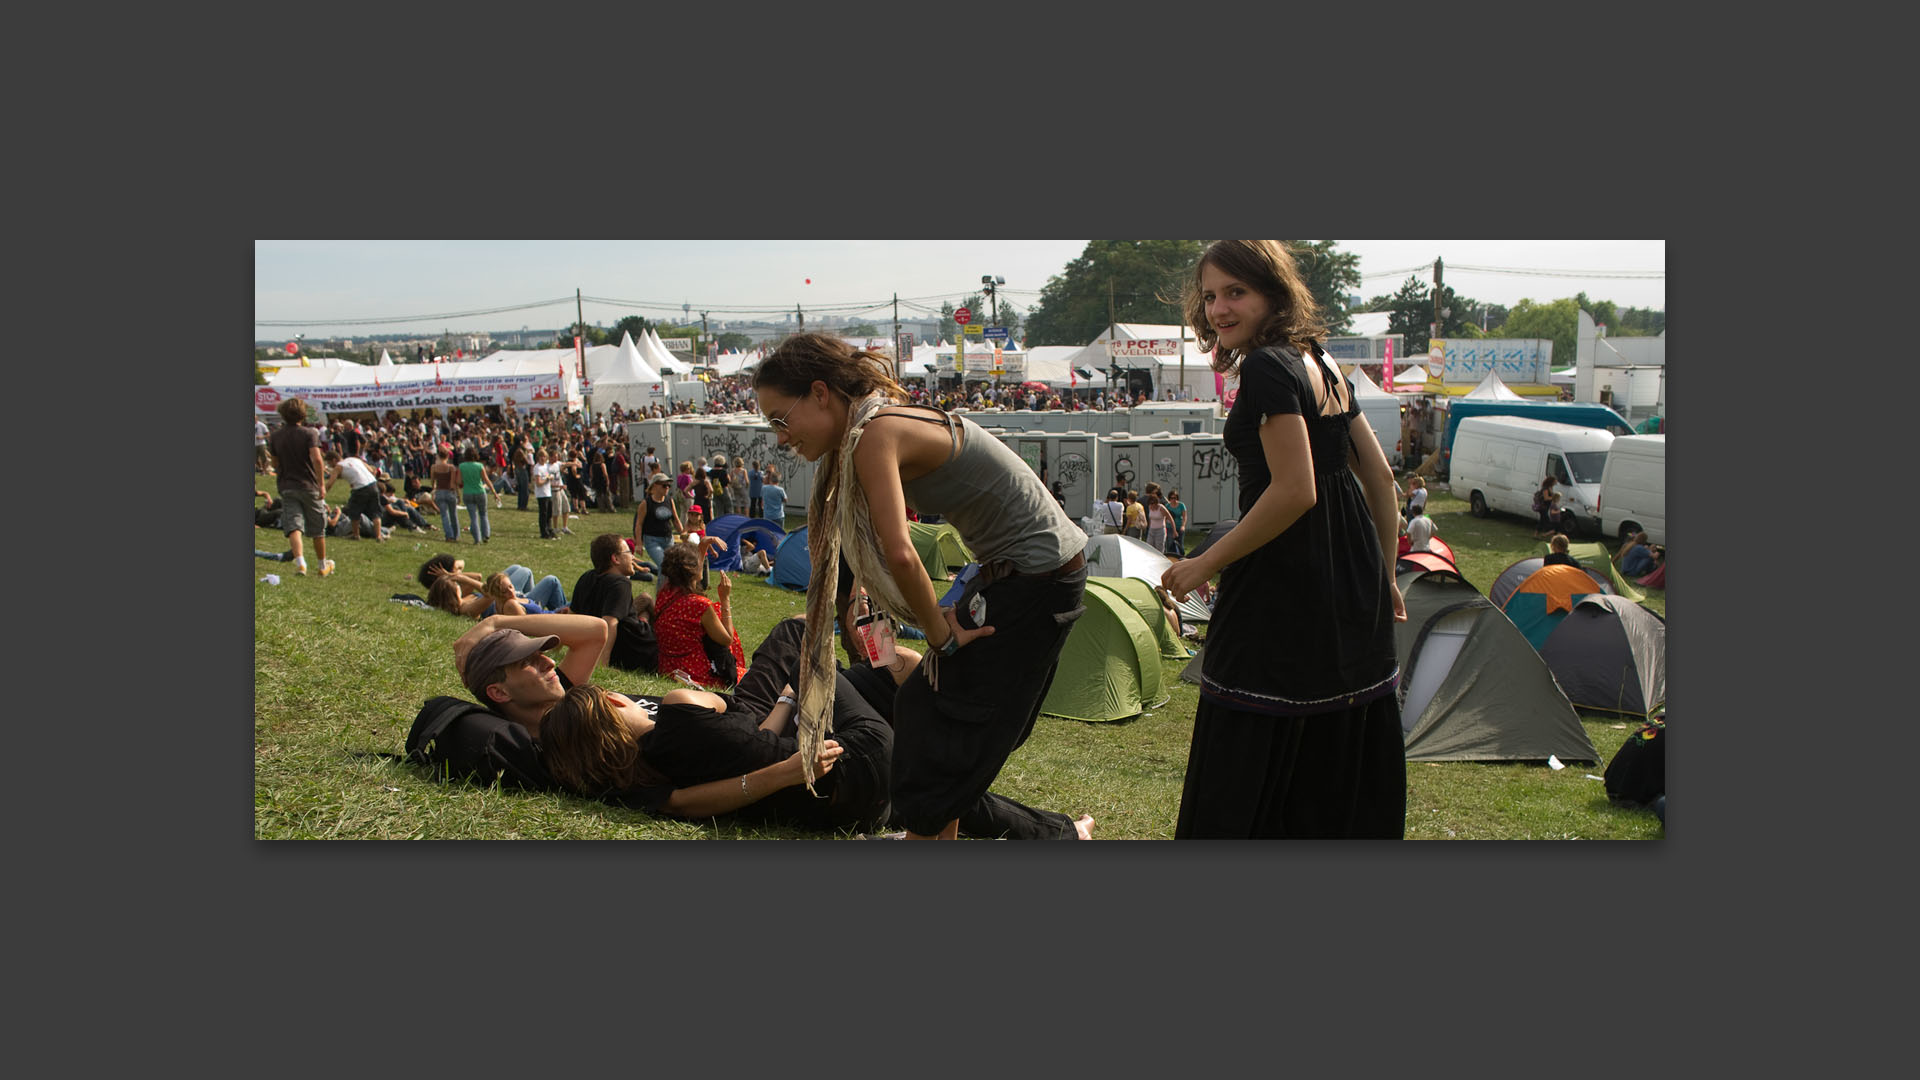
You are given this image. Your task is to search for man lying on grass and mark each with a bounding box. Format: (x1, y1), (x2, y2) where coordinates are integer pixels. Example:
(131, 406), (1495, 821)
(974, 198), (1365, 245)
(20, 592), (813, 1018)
(451, 612), (843, 820)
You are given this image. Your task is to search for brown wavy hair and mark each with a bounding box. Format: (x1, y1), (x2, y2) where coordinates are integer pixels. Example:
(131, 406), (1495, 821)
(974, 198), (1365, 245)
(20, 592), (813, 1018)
(539, 685), (670, 796)
(752, 330), (913, 527)
(1181, 240), (1328, 377)
(658, 541), (704, 592)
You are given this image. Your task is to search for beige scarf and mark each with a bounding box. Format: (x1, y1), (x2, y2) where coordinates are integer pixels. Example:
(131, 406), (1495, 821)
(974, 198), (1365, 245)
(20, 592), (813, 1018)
(794, 392), (924, 789)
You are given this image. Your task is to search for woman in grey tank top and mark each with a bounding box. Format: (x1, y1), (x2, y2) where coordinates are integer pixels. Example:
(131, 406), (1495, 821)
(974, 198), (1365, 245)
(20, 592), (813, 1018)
(754, 333), (1094, 841)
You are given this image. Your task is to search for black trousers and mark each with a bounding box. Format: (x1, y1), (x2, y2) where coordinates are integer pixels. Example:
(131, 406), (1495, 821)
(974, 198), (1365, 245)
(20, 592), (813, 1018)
(890, 567), (1087, 839)
(537, 495), (554, 538)
(742, 615), (1081, 839)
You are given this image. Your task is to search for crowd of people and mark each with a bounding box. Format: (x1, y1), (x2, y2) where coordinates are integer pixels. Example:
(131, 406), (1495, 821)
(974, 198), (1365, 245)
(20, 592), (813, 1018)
(260, 243), (1665, 841)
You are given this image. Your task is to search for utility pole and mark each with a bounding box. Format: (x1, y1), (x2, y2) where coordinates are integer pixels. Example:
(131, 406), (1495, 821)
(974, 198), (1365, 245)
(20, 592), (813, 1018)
(1429, 258), (1444, 351)
(1108, 278), (1119, 398)
(700, 311), (710, 366)
(797, 302), (804, 332)
(892, 292), (900, 383)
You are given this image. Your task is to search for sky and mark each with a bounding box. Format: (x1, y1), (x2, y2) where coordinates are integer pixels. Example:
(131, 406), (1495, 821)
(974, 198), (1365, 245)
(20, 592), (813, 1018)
(254, 240), (1665, 340)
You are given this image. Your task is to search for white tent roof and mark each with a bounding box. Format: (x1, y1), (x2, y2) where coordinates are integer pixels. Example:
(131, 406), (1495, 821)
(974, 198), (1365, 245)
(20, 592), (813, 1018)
(644, 330), (689, 376)
(594, 332), (661, 385)
(1346, 363), (1393, 398)
(1385, 363), (1428, 388)
(1462, 371), (1525, 400)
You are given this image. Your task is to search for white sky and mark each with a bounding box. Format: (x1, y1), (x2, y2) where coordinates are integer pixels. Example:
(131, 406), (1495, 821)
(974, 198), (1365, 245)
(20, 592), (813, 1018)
(254, 239), (1664, 339)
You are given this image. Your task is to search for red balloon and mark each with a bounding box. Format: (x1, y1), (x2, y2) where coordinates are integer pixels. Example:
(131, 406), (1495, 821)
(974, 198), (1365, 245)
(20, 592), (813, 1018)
(805, 278), (811, 284)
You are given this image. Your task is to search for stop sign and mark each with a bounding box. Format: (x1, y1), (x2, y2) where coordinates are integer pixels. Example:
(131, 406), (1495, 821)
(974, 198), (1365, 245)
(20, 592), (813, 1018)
(954, 307), (971, 325)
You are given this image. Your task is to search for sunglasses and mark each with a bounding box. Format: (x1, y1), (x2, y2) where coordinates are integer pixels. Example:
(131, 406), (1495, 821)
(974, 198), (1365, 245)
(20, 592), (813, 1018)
(766, 395), (804, 434)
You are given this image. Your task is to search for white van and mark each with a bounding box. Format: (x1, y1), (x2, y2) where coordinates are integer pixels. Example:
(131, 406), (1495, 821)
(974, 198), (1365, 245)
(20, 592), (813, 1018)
(1355, 394), (1404, 468)
(1597, 434), (1665, 546)
(1450, 416), (1614, 537)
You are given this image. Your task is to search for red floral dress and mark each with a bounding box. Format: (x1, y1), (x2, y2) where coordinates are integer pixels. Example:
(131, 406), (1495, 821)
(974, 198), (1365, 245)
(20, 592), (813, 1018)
(653, 584), (745, 687)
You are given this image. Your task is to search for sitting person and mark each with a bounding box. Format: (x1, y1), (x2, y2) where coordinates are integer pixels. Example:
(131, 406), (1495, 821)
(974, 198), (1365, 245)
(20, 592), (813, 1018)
(570, 533), (660, 673)
(539, 615), (1091, 838)
(652, 541), (746, 687)
(378, 481), (432, 533)
(1615, 532), (1660, 577)
(738, 536), (774, 575)
(1406, 511), (1438, 554)
(325, 502), (387, 540)
(1542, 533), (1579, 566)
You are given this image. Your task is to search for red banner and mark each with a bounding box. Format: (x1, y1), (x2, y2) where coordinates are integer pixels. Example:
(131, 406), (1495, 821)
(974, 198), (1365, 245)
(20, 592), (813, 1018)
(1384, 339), (1394, 391)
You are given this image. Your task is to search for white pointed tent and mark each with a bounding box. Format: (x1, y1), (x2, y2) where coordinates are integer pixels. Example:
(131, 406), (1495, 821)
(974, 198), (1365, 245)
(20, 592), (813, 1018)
(644, 330), (690, 377)
(1462, 371), (1525, 400)
(588, 332), (665, 413)
(1384, 362), (1428, 391)
(1058, 323), (1217, 400)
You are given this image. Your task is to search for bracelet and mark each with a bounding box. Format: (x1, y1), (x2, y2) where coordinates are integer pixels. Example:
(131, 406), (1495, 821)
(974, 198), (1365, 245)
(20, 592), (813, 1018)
(777, 694), (796, 708)
(938, 633), (960, 657)
(740, 774), (749, 798)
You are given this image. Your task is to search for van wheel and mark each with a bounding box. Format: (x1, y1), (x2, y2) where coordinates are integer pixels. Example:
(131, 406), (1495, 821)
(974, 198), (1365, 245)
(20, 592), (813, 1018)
(1618, 521), (1639, 547)
(1469, 491), (1488, 518)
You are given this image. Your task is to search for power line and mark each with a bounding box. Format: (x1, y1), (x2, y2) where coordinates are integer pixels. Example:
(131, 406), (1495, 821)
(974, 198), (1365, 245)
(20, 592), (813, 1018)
(255, 297), (578, 327)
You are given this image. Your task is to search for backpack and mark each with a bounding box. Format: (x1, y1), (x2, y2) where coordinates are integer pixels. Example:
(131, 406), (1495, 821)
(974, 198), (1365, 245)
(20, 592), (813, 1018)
(405, 695), (558, 791)
(1604, 718), (1665, 807)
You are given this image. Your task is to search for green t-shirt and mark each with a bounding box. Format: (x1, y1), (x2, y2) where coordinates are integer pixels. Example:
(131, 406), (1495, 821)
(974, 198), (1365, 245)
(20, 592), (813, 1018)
(459, 460), (487, 496)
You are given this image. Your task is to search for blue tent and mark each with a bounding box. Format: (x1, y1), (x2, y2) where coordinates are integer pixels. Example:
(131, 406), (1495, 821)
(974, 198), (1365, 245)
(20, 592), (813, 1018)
(704, 514), (786, 572)
(767, 525), (812, 590)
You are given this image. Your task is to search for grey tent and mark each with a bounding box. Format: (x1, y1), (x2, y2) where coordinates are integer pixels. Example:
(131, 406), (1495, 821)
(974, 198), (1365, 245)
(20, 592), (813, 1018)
(1180, 573), (1598, 763)
(1538, 594), (1666, 717)
(1394, 567), (1599, 763)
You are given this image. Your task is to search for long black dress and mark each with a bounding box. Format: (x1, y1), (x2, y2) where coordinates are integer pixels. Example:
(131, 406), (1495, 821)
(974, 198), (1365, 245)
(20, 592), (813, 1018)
(1175, 344), (1406, 838)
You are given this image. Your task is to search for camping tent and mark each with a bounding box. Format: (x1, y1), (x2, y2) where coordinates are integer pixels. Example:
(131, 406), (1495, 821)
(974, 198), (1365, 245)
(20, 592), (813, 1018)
(908, 520), (974, 582)
(1083, 533), (1212, 624)
(1489, 557), (1614, 649)
(703, 514), (786, 573)
(1038, 580), (1171, 722)
(1538, 594), (1666, 717)
(767, 526), (812, 590)
(1084, 576), (1189, 661)
(1394, 567), (1599, 763)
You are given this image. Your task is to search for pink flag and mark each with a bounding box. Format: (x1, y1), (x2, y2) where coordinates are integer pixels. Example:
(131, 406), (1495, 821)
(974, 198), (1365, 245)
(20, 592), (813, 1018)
(1384, 340), (1395, 392)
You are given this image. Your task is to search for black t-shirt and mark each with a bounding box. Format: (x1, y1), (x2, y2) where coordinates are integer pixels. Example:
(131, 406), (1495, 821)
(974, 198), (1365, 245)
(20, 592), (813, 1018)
(1542, 552), (1580, 567)
(572, 569), (658, 671)
(639, 493), (676, 538)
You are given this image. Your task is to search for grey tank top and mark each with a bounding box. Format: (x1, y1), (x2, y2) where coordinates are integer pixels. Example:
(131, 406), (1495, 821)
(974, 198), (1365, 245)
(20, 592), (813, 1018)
(890, 408), (1085, 573)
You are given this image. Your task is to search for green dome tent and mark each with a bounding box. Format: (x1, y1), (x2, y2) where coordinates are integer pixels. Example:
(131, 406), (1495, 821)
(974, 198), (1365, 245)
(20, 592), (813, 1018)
(908, 520), (973, 582)
(1039, 580), (1173, 723)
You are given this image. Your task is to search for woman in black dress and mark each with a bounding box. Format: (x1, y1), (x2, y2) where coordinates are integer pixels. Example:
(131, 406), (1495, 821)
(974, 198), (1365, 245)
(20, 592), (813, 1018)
(1161, 240), (1408, 838)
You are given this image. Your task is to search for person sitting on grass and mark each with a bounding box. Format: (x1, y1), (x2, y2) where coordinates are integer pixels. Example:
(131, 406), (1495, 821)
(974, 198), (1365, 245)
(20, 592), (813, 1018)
(1542, 533), (1579, 567)
(569, 533), (660, 673)
(652, 540), (745, 688)
(1615, 532), (1662, 577)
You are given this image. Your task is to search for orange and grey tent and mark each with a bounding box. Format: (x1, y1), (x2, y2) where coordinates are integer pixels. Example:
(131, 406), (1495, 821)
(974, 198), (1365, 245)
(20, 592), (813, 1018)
(1489, 557), (1614, 650)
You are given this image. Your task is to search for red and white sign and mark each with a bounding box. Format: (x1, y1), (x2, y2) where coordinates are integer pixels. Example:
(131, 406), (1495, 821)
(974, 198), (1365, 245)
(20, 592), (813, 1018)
(954, 307), (971, 325)
(1106, 338), (1186, 357)
(285, 342), (299, 356)
(255, 387), (281, 411)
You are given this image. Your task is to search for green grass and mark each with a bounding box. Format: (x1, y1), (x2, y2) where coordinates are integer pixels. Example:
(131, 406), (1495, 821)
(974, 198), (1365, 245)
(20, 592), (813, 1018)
(254, 477), (1663, 839)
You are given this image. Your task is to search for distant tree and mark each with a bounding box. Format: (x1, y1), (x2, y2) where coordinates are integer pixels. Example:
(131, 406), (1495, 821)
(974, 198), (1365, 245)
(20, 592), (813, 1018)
(1024, 240), (1205, 346)
(843, 322), (880, 338)
(1614, 306), (1664, 336)
(716, 332), (754, 351)
(1494, 297), (1581, 364)
(611, 315), (653, 342)
(1370, 275), (1484, 353)
(1292, 240), (1361, 335)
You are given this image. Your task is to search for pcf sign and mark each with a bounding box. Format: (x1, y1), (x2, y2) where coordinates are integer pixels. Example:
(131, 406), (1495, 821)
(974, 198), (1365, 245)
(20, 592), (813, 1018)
(954, 306), (971, 325)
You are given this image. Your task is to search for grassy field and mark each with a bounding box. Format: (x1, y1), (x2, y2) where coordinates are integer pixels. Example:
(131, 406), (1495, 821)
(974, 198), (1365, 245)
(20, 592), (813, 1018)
(253, 477), (1664, 840)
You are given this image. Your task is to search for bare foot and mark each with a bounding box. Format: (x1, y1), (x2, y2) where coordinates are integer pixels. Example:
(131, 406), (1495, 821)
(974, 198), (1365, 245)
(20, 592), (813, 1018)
(1074, 814), (1096, 840)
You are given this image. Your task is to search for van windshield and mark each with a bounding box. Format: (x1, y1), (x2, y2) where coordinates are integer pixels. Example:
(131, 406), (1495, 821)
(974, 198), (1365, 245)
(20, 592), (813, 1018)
(1567, 451), (1608, 484)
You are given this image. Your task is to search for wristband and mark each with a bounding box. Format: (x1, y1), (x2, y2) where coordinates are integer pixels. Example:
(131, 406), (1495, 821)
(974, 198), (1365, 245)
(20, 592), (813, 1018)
(777, 694), (796, 708)
(938, 633), (960, 657)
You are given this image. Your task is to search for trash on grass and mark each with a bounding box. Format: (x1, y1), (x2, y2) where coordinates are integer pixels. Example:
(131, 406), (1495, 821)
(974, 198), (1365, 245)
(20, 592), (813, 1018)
(1547, 755), (1565, 770)
(1585, 774), (1605, 782)
(260, 574), (281, 585)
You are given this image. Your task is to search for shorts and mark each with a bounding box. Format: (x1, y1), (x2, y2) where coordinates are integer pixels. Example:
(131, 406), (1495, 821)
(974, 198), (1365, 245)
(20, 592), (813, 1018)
(280, 487), (327, 536)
